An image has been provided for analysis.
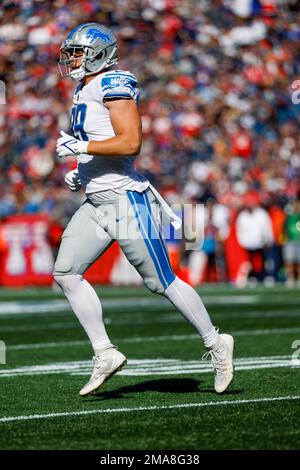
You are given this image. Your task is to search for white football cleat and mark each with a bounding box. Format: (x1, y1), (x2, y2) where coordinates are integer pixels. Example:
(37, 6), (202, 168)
(203, 334), (234, 393)
(79, 347), (127, 397)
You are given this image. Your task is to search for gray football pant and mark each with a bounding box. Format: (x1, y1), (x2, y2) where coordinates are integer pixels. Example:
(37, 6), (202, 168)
(53, 188), (217, 348)
(53, 188), (175, 293)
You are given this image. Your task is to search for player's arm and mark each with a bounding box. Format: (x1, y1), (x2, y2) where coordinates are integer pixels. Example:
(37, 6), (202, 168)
(56, 98), (142, 158)
(87, 99), (142, 157)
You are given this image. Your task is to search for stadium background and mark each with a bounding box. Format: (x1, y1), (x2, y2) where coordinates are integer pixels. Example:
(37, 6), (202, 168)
(0, 0), (300, 287)
(0, 0), (300, 453)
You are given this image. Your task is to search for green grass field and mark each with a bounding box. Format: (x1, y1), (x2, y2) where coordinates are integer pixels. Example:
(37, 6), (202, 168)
(0, 284), (299, 450)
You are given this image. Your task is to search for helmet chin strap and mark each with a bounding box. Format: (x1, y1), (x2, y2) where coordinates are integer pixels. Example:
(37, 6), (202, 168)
(70, 68), (86, 81)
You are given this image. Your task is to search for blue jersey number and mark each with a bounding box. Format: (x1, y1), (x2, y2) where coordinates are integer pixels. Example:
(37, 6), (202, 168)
(71, 104), (88, 141)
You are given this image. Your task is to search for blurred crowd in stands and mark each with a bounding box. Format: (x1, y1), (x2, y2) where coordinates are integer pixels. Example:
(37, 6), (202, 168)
(0, 0), (300, 285)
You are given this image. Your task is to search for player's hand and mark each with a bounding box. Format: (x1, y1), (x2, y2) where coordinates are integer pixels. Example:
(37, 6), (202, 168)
(56, 131), (89, 158)
(64, 168), (82, 192)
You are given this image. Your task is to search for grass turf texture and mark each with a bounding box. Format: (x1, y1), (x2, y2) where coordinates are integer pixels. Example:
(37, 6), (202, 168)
(0, 285), (299, 450)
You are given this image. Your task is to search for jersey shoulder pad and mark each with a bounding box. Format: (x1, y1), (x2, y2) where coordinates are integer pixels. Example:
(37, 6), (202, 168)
(100, 70), (139, 102)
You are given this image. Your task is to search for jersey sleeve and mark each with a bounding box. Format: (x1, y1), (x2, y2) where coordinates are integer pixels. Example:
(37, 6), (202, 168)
(101, 72), (140, 103)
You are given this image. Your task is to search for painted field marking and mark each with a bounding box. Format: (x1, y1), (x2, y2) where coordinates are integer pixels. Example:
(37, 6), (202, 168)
(6, 326), (300, 351)
(0, 395), (299, 424)
(0, 294), (290, 317)
(0, 355), (298, 378)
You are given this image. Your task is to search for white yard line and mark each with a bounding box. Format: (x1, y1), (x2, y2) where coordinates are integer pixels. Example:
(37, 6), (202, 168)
(2, 311), (300, 333)
(6, 327), (300, 351)
(121, 327), (300, 341)
(0, 322), (79, 333)
(0, 298), (166, 316)
(0, 295), (277, 317)
(9, 340), (88, 350)
(230, 327), (300, 336)
(0, 395), (299, 424)
(0, 355), (298, 378)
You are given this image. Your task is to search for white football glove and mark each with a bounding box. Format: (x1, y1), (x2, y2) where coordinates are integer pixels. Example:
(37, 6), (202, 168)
(56, 131), (89, 158)
(64, 168), (82, 192)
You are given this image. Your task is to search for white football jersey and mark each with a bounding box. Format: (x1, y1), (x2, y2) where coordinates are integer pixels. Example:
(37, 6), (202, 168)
(71, 69), (149, 196)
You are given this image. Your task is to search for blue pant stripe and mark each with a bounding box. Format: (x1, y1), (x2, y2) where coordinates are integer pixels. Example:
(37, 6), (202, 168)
(131, 190), (175, 288)
(143, 191), (175, 280)
(131, 191), (170, 288)
(127, 191), (168, 289)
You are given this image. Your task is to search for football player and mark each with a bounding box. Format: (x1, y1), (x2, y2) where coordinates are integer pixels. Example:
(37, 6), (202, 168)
(55, 23), (234, 396)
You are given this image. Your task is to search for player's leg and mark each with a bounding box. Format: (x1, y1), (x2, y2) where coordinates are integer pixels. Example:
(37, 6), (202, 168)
(53, 200), (113, 350)
(53, 200), (127, 395)
(283, 241), (296, 287)
(120, 189), (234, 393)
(296, 243), (300, 287)
(123, 190), (218, 343)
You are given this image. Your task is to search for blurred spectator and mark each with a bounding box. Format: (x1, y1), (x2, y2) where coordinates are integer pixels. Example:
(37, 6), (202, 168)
(283, 198), (300, 287)
(0, 0), (299, 284)
(236, 192), (274, 283)
(201, 201), (219, 283)
(265, 196), (286, 282)
(186, 198), (229, 284)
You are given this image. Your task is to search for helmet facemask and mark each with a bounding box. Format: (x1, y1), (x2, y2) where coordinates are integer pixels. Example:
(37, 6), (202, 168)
(58, 43), (118, 81)
(58, 46), (87, 81)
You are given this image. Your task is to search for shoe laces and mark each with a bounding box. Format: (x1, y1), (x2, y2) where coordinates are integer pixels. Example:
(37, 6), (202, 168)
(202, 346), (228, 376)
(90, 355), (105, 379)
(93, 355), (102, 367)
(90, 346), (118, 379)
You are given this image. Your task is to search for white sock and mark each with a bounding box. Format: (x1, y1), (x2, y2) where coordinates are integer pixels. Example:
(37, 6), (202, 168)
(164, 276), (219, 348)
(54, 274), (113, 352)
